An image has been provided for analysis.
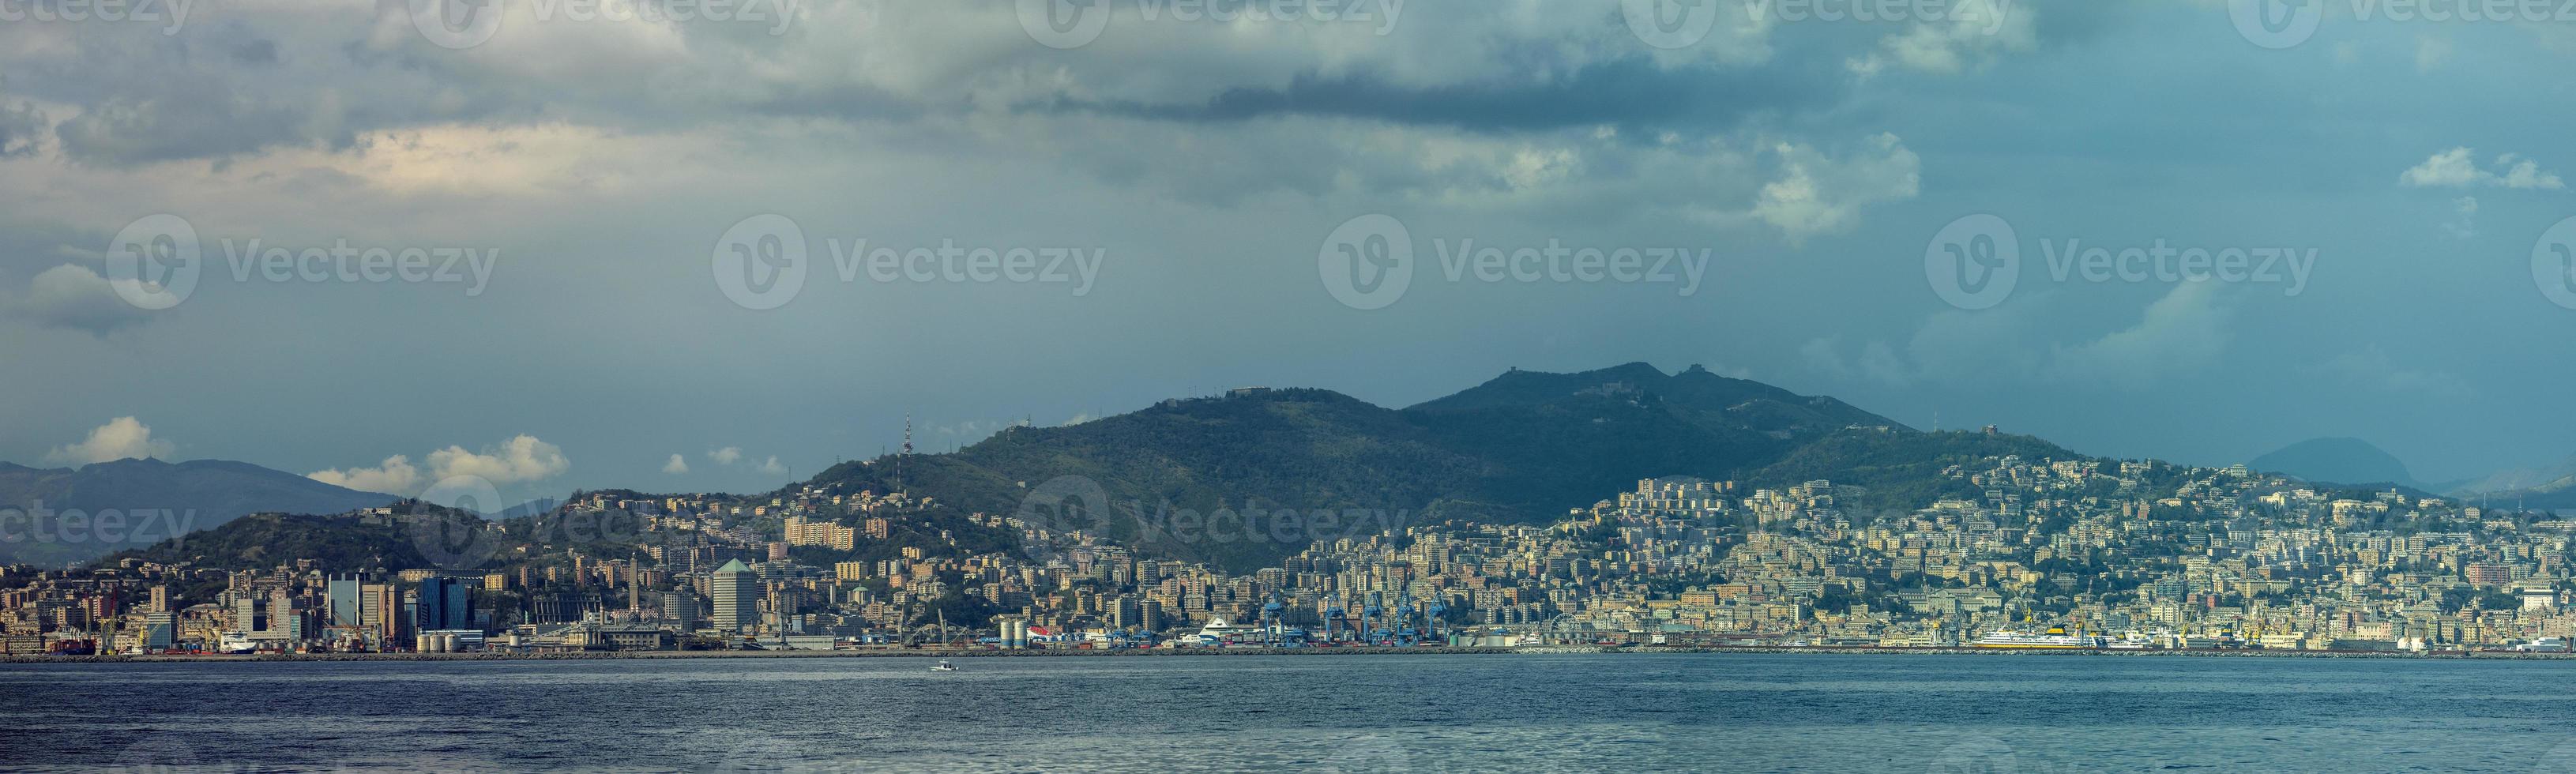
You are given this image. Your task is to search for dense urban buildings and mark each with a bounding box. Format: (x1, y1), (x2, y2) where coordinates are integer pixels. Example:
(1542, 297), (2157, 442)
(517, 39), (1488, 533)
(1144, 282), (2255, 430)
(8, 450), (2574, 656)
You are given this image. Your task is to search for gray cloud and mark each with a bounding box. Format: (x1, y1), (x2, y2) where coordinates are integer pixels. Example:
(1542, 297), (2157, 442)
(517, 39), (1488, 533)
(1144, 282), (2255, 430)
(1, 0), (2570, 492)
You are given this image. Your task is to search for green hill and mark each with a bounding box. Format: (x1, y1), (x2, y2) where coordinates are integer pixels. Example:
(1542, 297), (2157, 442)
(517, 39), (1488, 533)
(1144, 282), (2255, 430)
(810, 363), (1912, 571)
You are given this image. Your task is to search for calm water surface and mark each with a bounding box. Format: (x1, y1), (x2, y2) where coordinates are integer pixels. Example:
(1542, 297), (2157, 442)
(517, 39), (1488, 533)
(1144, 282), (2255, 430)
(3, 653), (2571, 772)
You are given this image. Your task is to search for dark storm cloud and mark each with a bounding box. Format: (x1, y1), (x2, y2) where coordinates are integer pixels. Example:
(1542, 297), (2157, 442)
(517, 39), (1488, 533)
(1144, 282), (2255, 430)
(1085, 56), (1847, 133)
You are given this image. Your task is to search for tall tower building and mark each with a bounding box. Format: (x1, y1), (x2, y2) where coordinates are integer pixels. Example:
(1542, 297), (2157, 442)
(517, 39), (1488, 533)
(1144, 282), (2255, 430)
(711, 559), (759, 633)
(627, 553), (643, 614)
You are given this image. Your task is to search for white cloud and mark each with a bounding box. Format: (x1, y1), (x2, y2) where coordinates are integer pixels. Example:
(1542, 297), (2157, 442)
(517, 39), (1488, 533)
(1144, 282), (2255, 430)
(1847, 0), (2037, 77)
(2415, 36), (2453, 71)
(2497, 155), (2563, 189)
(2401, 148), (2564, 190)
(308, 455), (423, 494)
(1806, 284), (2235, 391)
(1742, 133), (1922, 244)
(2442, 196), (2479, 239)
(2043, 281), (2233, 385)
(44, 416), (174, 464)
(14, 264), (152, 334)
(308, 434), (569, 494)
(426, 434), (570, 485)
(702, 445), (788, 475)
(661, 453), (689, 475)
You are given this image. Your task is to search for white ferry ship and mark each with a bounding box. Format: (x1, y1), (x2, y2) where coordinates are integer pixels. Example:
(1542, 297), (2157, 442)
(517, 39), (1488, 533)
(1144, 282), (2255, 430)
(1972, 627), (2101, 649)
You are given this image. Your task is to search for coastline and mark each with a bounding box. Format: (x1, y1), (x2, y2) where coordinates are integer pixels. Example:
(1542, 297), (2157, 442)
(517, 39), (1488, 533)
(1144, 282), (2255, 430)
(10, 644), (2572, 664)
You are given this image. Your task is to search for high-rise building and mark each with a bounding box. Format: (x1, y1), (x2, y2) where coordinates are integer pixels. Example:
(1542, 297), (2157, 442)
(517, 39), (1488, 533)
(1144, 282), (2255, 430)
(413, 577), (473, 633)
(232, 596), (262, 633)
(142, 612), (176, 651)
(663, 589), (701, 632)
(361, 582), (401, 645)
(268, 588), (303, 641)
(711, 559), (758, 633)
(327, 574), (365, 628)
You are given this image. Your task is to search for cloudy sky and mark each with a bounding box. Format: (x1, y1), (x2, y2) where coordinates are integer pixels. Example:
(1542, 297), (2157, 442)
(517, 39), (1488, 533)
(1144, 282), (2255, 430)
(3, 0), (2572, 501)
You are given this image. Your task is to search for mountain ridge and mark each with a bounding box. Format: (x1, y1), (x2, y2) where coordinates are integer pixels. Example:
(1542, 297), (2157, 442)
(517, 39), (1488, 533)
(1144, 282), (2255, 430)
(0, 457), (398, 567)
(807, 363), (1917, 570)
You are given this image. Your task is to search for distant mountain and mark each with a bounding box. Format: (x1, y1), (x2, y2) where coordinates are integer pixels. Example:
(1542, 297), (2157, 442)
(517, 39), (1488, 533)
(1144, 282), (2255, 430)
(810, 363), (1912, 571)
(2453, 454), (2576, 496)
(2248, 438), (2422, 490)
(0, 458), (397, 567)
(2448, 453), (2576, 513)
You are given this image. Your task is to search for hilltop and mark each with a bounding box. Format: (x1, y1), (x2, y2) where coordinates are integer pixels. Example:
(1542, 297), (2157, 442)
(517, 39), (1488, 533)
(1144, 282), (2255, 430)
(807, 363), (1912, 570)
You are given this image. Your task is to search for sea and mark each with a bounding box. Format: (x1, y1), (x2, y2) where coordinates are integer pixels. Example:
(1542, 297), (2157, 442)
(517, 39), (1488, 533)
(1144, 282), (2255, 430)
(2, 653), (2570, 772)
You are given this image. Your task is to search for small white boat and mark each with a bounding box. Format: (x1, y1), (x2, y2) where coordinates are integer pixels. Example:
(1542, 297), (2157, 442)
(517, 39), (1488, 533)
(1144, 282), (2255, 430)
(931, 659), (958, 671)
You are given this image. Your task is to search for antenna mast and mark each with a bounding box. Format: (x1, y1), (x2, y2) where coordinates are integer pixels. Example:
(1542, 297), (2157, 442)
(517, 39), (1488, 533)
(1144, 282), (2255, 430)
(898, 412), (913, 494)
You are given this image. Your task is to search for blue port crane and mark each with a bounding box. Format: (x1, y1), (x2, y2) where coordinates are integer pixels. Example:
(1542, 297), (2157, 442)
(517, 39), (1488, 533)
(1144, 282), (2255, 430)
(1322, 594), (1345, 644)
(1363, 591), (1384, 645)
(1423, 599), (1446, 645)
